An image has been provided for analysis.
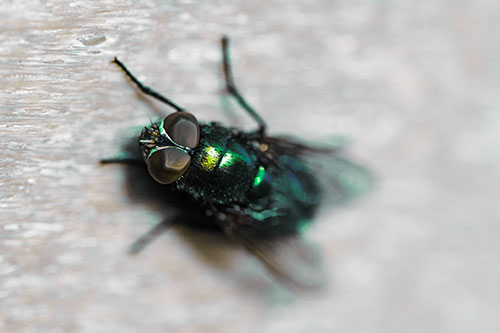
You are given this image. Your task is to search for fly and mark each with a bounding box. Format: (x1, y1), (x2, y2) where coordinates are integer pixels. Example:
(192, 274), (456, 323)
(101, 36), (372, 289)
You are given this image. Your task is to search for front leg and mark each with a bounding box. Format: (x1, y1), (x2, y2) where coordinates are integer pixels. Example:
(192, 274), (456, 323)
(100, 157), (146, 167)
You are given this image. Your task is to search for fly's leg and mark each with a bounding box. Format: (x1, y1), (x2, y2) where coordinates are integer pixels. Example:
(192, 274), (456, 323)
(128, 219), (174, 254)
(221, 36), (267, 136)
(100, 157), (145, 167)
(112, 57), (185, 112)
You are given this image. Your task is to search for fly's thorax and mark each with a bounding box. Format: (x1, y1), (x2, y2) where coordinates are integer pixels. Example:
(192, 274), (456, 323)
(174, 123), (260, 205)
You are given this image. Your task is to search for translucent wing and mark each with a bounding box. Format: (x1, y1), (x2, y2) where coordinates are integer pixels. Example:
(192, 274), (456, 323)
(262, 135), (374, 207)
(213, 135), (372, 289)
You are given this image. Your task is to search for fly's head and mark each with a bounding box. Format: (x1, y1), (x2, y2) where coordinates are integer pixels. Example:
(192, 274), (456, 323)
(139, 112), (200, 184)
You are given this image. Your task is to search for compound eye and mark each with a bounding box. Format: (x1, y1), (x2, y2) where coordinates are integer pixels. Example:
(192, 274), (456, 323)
(163, 112), (200, 148)
(147, 147), (191, 184)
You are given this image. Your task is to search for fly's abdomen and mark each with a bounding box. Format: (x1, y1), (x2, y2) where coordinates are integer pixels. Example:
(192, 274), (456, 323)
(246, 154), (321, 235)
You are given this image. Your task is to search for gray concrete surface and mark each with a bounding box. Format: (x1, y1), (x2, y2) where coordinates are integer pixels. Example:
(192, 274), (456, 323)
(1, 1), (499, 332)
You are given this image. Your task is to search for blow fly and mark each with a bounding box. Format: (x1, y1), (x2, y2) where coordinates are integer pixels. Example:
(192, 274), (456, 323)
(101, 37), (371, 288)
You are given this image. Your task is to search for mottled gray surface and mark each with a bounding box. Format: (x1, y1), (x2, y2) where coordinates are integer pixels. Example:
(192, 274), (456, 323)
(1, 1), (499, 332)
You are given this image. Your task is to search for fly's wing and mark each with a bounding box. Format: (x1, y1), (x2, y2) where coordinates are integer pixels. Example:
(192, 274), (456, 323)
(262, 136), (374, 206)
(217, 135), (371, 289)
(222, 218), (325, 290)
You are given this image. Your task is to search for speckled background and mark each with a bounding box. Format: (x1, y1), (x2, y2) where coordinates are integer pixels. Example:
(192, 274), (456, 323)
(1, 1), (499, 332)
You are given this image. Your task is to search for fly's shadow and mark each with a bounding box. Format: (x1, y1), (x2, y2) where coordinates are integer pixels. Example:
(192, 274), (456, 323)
(104, 136), (252, 275)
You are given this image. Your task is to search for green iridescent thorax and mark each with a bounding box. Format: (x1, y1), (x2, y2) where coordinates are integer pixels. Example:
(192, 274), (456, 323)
(175, 123), (259, 205)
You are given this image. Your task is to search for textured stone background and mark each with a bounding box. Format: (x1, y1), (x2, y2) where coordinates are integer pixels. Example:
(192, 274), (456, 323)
(1, 1), (499, 332)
